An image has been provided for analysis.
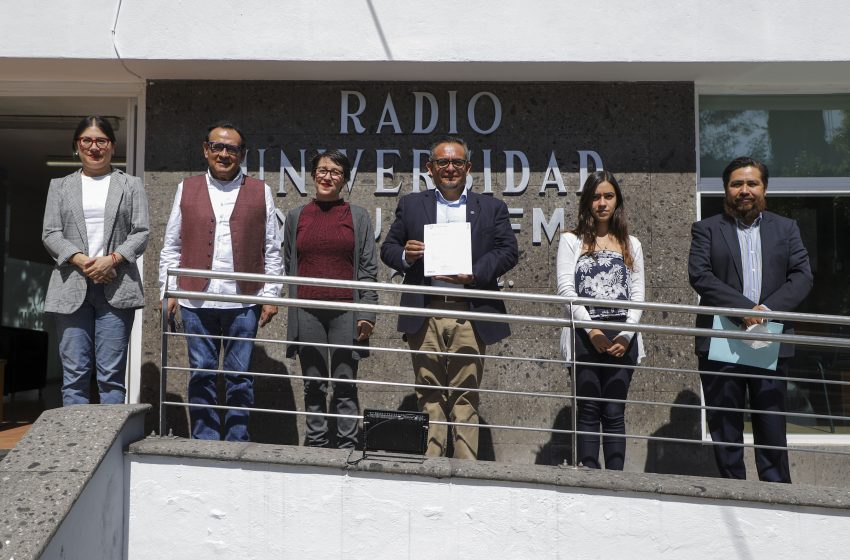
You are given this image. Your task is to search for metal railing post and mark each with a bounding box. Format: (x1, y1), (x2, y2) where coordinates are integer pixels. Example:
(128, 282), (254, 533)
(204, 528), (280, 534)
(159, 296), (168, 436)
(568, 302), (578, 467)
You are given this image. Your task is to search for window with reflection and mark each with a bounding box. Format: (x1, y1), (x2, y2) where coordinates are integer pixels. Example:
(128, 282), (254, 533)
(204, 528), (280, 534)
(700, 95), (850, 178)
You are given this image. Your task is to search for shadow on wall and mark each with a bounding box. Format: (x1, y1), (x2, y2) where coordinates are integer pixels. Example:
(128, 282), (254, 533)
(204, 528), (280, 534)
(139, 345), (298, 443)
(247, 345), (299, 445)
(644, 389), (719, 477)
(397, 393), (496, 461)
(535, 405), (574, 466)
(140, 361), (188, 438)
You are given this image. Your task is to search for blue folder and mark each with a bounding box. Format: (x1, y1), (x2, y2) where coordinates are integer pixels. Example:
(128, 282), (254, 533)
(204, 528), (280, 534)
(707, 315), (782, 371)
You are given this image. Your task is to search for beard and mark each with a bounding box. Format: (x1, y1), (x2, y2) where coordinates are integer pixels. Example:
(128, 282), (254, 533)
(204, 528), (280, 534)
(724, 193), (766, 224)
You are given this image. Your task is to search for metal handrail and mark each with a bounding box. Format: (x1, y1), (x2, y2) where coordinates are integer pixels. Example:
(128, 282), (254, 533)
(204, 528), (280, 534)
(165, 288), (850, 350)
(166, 267), (850, 325)
(161, 268), (850, 477)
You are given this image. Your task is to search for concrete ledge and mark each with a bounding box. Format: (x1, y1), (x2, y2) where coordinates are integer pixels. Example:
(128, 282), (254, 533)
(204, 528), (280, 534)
(129, 437), (850, 511)
(0, 404), (150, 560)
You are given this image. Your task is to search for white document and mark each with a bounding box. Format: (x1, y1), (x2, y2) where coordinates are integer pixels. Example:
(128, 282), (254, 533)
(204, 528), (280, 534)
(423, 222), (472, 277)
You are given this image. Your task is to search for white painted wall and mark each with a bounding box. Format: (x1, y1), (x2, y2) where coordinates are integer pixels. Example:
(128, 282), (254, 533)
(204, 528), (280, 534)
(41, 412), (146, 559)
(4, 1), (850, 63)
(2, 1), (850, 84)
(126, 456), (850, 560)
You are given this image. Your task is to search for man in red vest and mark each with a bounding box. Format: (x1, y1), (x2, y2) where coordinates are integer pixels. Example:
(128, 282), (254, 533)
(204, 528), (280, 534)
(159, 122), (282, 441)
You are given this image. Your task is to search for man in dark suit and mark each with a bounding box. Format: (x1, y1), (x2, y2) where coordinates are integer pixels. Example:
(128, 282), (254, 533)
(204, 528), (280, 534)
(688, 156), (812, 482)
(381, 136), (518, 459)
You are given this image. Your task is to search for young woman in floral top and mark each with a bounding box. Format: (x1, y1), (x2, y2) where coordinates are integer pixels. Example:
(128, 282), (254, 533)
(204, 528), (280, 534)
(556, 170), (645, 470)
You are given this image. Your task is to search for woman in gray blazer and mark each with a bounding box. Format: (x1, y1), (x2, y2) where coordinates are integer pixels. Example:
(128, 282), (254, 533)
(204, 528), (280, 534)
(283, 150), (378, 449)
(42, 116), (149, 406)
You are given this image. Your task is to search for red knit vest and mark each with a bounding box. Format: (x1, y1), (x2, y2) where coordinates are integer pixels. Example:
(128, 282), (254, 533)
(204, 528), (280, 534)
(178, 174), (267, 295)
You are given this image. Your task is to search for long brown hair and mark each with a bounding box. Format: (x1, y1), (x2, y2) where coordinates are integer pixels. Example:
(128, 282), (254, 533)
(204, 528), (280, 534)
(572, 170), (634, 270)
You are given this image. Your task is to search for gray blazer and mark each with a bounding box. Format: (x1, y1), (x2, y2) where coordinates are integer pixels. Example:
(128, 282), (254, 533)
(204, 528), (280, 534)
(283, 202), (378, 358)
(42, 169), (150, 313)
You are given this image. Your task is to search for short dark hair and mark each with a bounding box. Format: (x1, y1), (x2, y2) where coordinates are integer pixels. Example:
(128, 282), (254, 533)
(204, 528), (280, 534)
(206, 121), (246, 148)
(72, 116), (117, 153)
(429, 136), (472, 160)
(722, 156), (769, 189)
(310, 149), (352, 182)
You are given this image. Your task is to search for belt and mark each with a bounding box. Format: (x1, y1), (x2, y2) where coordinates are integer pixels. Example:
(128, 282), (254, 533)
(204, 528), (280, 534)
(427, 295), (468, 305)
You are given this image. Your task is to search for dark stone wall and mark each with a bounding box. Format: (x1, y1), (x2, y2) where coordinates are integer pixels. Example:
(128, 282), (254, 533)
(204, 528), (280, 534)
(142, 80), (701, 469)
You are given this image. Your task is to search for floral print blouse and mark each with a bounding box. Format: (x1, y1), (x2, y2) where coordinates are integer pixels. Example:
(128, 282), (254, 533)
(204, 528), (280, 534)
(575, 250), (630, 320)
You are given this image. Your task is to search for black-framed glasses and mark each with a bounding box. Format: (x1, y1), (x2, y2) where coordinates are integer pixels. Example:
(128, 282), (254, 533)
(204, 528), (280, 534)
(77, 136), (111, 149)
(430, 158), (468, 169)
(315, 167), (344, 179)
(205, 141), (243, 156)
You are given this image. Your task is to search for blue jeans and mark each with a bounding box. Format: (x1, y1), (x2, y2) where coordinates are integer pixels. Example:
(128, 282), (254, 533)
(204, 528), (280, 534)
(181, 305), (259, 441)
(55, 283), (135, 406)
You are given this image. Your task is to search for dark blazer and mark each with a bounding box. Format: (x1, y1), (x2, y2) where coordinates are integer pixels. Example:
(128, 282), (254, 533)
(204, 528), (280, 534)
(380, 189), (518, 345)
(688, 211), (813, 357)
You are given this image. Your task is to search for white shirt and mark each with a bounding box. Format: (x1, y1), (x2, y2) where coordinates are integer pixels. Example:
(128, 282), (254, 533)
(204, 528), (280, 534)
(431, 188), (469, 288)
(434, 187), (468, 225)
(158, 170), (283, 308)
(81, 173), (112, 258)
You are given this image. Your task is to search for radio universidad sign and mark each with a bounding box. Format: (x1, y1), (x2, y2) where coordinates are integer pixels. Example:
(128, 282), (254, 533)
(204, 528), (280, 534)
(243, 89), (605, 246)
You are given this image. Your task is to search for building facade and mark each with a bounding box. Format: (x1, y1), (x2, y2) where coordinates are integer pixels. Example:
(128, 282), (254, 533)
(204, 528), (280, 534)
(2, 1), (849, 482)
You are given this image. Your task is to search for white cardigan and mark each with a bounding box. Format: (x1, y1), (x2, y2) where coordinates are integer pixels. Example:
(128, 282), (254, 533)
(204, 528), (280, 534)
(555, 231), (646, 363)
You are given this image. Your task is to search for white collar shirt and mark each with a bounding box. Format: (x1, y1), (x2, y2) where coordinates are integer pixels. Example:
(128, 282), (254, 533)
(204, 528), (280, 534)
(431, 188), (469, 288)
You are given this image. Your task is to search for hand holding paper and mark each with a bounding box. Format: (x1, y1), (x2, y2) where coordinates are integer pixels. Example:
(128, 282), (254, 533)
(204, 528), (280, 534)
(708, 315), (783, 370)
(423, 222), (472, 277)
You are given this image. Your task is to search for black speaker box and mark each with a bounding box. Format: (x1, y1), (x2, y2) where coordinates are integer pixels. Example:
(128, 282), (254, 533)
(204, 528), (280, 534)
(362, 409), (429, 455)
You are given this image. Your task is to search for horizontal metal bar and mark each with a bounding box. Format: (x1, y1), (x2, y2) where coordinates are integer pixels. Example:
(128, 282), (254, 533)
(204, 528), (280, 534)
(163, 363), (850, 423)
(165, 401), (361, 420)
(165, 291), (850, 349)
(163, 365), (571, 400)
(160, 401), (850, 458)
(165, 267), (850, 325)
(161, 330), (850, 387)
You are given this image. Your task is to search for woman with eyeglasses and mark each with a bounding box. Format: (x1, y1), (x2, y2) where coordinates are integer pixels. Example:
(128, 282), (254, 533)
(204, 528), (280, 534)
(556, 170), (645, 470)
(42, 116), (150, 405)
(283, 150), (378, 449)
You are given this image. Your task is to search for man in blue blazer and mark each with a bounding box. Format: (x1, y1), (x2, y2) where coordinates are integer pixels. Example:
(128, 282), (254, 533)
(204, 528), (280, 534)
(381, 136), (518, 459)
(688, 156), (812, 482)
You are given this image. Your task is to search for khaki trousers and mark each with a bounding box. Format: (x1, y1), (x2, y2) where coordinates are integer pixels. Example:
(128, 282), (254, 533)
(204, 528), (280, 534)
(407, 304), (485, 459)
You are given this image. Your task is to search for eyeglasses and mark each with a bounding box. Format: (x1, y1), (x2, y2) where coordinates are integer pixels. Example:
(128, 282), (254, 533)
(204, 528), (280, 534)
(316, 168), (345, 180)
(205, 141), (243, 156)
(430, 158), (468, 169)
(77, 137), (111, 149)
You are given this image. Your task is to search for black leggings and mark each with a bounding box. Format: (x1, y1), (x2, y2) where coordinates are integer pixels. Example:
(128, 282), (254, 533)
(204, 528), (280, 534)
(573, 327), (637, 470)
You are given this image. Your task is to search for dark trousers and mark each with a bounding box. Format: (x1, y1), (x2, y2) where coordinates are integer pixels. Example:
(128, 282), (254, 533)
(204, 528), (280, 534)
(574, 328), (637, 470)
(297, 308), (360, 449)
(699, 357), (791, 483)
